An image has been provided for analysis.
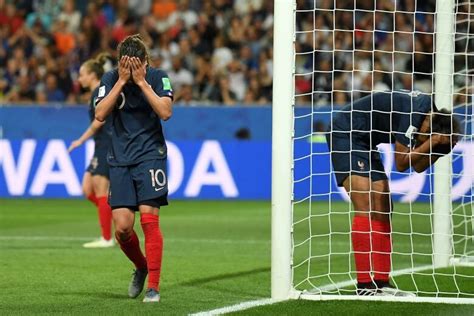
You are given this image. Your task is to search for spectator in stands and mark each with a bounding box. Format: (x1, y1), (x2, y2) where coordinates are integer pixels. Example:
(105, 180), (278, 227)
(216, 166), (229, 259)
(43, 72), (66, 102)
(227, 59), (247, 101)
(57, 0), (81, 33)
(212, 34), (233, 73)
(174, 84), (195, 105)
(168, 55), (193, 91)
(52, 20), (76, 55)
(168, 0), (198, 30)
(5, 75), (35, 103)
(0, 2), (24, 34)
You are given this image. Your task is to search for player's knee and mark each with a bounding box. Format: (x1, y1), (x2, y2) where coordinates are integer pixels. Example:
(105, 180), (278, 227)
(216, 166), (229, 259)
(371, 211), (390, 222)
(82, 183), (92, 197)
(353, 204), (370, 213)
(113, 218), (134, 240)
(115, 226), (133, 241)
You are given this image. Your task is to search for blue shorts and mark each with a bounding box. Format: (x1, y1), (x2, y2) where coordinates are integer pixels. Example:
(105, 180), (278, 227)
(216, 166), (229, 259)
(327, 132), (388, 187)
(108, 159), (169, 211)
(87, 145), (109, 178)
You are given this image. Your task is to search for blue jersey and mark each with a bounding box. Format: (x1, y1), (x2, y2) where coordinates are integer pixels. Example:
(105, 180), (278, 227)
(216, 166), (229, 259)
(88, 87), (112, 148)
(332, 91), (433, 148)
(98, 67), (173, 166)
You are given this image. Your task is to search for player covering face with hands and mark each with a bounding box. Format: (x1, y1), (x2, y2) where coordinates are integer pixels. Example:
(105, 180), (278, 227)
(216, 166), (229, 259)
(95, 34), (173, 303)
(327, 91), (460, 296)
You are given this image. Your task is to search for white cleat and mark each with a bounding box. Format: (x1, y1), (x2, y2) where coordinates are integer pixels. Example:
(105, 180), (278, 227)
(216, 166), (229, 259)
(377, 286), (416, 297)
(82, 237), (115, 248)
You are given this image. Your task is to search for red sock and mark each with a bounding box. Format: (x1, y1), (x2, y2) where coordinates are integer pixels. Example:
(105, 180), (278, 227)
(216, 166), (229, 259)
(351, 216), (372, 283)
(141, 213), (163, 291)
(115, 230), (147, 270)
(97, 197), (112, 241)
(87, 193), (98, 206)
(372, 219), (391, 282)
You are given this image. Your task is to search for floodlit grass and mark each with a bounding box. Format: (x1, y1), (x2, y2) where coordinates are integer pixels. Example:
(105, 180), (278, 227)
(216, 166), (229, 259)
(0, 199), (270, 315)
(0, 199), (473, 315)
(292, 201), (474, 297)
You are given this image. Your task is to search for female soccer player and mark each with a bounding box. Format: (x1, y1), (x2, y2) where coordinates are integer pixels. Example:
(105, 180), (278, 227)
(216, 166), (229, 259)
(95, 34), (173, 303)
(327, 90), (460, 296)
(69, 54), (114, 248)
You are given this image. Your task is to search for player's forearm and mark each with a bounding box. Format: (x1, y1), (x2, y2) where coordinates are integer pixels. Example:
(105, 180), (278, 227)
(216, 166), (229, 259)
(95, 81), (125, 121)
(395, 140), (430, 172)
(396, 139), (442, 172)
(77, 127), (94, 144)
(83, 119), (105, 140)
(77, 119), (104, 143)
(138, 82), (172, 121)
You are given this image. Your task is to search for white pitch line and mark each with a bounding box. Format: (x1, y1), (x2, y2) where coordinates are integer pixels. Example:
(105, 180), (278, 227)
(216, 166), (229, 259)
(0, 236), (434, 248)
(191, 264), (438, 315)
(0, 236), (92, 241)
(0, 235), (270, 245)
(189, 298), (280, 316)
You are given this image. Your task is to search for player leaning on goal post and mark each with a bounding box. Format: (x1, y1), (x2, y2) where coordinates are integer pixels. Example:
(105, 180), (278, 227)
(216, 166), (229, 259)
(95, 34), (173, 303)
(68, 53), (114, 249)
(327, 90), (460, 296)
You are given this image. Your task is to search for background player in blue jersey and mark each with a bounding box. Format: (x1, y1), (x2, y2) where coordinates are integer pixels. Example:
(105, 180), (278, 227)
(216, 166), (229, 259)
(327, 91), (460, 296)
(68, 54), (114, 249)
(95, 34), (173, 303)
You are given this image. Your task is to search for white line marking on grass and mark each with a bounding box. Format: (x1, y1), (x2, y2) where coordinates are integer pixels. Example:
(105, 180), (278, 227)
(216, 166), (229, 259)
(189, 298), (279, 316)
(191, 265), (438, 315)
(0, 236), (92, 241)
(0, 235), (270, 245)
(0, 236), (434, 249)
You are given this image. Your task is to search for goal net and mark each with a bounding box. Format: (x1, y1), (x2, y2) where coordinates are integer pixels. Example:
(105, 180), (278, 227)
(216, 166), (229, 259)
(274, 0), (474, 303)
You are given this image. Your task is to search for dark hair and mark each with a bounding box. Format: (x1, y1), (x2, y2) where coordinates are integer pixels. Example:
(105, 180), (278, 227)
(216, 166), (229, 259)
(117, 34), (150, 64)
(83, 53), (110, 79)
(430, 109), (461, 154)
(431, 108), (461, 136)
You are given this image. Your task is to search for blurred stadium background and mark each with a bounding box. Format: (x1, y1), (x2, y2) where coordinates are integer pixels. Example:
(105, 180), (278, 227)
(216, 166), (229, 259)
(1, 0), (474, 314)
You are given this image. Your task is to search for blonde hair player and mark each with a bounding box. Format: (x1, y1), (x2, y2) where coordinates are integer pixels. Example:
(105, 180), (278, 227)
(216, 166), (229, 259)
(69, 53), (114, 248)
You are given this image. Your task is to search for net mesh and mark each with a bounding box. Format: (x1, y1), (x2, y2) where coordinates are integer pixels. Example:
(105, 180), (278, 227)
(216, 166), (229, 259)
(292, 0), (474, 298)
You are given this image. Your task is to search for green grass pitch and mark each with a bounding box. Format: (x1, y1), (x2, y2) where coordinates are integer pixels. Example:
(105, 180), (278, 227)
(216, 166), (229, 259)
(1, 199), (473, 315)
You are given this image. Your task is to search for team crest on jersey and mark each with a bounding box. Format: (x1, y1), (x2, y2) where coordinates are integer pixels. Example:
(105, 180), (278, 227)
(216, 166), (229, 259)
(98, 86), (106, 97)
(357, 160), (365, 171)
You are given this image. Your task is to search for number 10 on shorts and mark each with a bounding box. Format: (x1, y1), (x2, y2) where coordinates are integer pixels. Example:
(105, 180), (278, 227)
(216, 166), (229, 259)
(149, 169), (166, 191)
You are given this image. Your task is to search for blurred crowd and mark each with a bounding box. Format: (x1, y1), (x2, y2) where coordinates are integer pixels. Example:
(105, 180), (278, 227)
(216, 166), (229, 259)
(0, 0), (274, 105)
(295, 0), (440, 106)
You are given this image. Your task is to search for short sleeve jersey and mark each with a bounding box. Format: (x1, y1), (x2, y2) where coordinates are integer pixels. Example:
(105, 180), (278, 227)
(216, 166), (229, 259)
(332, 91), (432, 149)
(97, 67), (173, 166)
(88, 87), (112, 148)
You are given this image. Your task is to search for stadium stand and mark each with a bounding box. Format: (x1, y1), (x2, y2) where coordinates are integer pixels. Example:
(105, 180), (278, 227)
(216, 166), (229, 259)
(0, 0), (274, 105)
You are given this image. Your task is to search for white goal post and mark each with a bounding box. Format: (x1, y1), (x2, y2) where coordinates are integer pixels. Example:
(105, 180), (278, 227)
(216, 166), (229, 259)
(272, 0), (474, 304)
(271, 0), (295, 301)
(433, 0), (454, 269)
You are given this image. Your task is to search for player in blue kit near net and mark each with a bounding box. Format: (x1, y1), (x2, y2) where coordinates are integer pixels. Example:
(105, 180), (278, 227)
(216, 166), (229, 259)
(69, 54), (114, 248)
(327, 90), (460, 296)
(95, 34), (173, 303)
